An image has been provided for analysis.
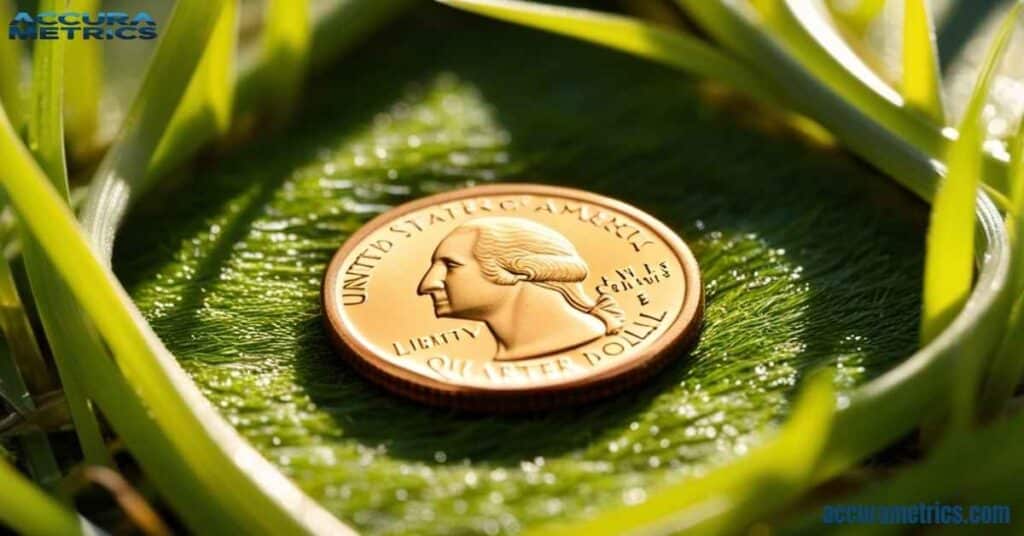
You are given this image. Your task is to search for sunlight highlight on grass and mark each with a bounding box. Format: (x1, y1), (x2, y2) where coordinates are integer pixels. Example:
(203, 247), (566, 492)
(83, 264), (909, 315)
(902, 0), (945, 124)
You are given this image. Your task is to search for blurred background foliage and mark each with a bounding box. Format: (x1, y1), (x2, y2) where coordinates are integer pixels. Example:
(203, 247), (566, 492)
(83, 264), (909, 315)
(0, 0), (1022, 534)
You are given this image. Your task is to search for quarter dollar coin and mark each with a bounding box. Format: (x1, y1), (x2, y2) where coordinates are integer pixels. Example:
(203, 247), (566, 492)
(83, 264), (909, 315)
(322, 184), (703, 411)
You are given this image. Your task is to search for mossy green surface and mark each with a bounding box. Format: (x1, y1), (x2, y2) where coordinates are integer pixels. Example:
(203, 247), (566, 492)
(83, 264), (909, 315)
(114, 7), (926, 534)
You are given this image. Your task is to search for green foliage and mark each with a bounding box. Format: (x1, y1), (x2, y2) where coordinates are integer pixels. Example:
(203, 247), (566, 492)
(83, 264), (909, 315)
(901, 0), (944, 124)
(0, 0), (25, 132)
(0, 458), (86, 535)
(62, 0), (102, 158)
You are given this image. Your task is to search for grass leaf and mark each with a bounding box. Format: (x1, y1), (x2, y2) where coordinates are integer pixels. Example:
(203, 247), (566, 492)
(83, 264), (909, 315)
(63, 0), (103, 160)
(259, 0), (311, 119)
(902, 0), (945, 124)
(437, 0), (782, 103)
(1, 99), (353, 534)
(920, 2), (1020, 432)
(22, 0), (111, 468)
(0, 247), (61, 488)
(827, 0), (886, 36)
(981, 105), (1024, 415)
(0, 0), (26, 132)
(79, 0), (227, 259)
(530, 374), (835, 535)
(0, 458), (88, 535)
(149, 0), (238, 179)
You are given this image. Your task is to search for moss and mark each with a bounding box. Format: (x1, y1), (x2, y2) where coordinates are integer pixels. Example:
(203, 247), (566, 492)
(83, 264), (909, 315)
(114, 6), (925, 535)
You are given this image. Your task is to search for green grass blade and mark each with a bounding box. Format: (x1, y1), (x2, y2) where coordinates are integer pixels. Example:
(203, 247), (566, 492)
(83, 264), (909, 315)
(149, 0), (238, 179)
(0, 458), (87, 536)
(0, 0), (26, 132)
(530, 373), (835, 535)
(0, 251), (53, 397)
(981, 110), (1024, 415)
(438, 0), (782, 103)
(23, 0), (111, 467)
(921, 3), (1020, 344)
(63, 0), (103, 160)
(0, 258), (61, 488)
(678, 0), (1012, 200)
(920, 2), (1020, 433)
(79, 0), (226, 260)
(260, 0), (311, 119)
(1, 92), (353, 536)
(902, 0), (945, 124)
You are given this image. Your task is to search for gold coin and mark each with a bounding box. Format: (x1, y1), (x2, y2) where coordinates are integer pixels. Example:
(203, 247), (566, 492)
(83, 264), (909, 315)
(322, 184), (703, 411)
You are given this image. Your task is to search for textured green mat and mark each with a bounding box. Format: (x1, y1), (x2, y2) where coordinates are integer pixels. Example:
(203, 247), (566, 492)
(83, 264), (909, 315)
(114, 7), (925, 535)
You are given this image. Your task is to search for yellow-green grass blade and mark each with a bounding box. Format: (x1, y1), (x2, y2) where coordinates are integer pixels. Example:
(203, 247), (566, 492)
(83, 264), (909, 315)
(1, 92), (353, 536)
(0, 225), (61, 487)
(981, 112), (1024, 415)
(528, 374), (835, 535)
(149, 0), (238, 179)
(63, 0), (103, 160)
(0, 0), (25, 132)
(438, 0), (782, 104)
(920, 2), (1020, 432)
(23, 0), (111, 468)
(902, 0), (945, 124)
(679, 0), (1012, 200)
(79, 0), (224, 259)
(0, 458), (88, 536)
(260, 0), (311, 119)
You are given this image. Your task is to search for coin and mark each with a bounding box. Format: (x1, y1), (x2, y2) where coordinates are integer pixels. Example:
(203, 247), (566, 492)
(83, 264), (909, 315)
(322, 184), (703, 411)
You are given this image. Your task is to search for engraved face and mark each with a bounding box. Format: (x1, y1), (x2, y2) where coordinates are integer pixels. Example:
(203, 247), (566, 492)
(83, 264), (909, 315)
(417, 228), (513, 319)
(416, 217), (622, 361)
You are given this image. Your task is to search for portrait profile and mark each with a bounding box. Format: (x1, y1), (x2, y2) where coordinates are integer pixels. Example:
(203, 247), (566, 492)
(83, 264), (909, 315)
(417, 216), (624, 361)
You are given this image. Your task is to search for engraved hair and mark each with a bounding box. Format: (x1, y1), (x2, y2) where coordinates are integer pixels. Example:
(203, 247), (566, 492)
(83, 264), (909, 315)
(458, 217), (624, 335)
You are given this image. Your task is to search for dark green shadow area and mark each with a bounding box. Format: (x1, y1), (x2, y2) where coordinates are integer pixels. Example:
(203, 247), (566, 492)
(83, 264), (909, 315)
(114, 6), (925, 535)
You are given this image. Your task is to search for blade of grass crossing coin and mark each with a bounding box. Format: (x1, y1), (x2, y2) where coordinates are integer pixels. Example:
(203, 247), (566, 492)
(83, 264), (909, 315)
(261, 0), (311, 119)
(1, 95), (354, 536)
(149, 0), (238, 179)
(0, 0), (26, 132)
(23, 0), (112, 467)
(436, 0), (782, 104)
(0, 458), (90, 536)
(920, 2), (1021, 432)
(902, 0), (945, 124)
(526, 373), (835, 536)
(63, 0), (103, 160)
(79, 0), (225, 261)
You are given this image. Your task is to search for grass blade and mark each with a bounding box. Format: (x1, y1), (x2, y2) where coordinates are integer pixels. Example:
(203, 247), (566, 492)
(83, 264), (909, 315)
(981, 110), (1024, 415)
(79, 0), (226, 260)
(529, 374), (835, 535)
(437, 0), (782, 103)
(920, 2), (1020, 433)
(1, 83), (353, 536)
(921, 3), (1020, 344)
(0, 253), (61, 488)
(22, 0), (111, 468)
(149, 0), (238, 179)
(260, 0), (311, 119)
(902, 0), (945, 124)
(827, 0), (886, 36)
(0, 0), (26, 132)
(0, 458), (88, 535)
(63, 0), (103, 160)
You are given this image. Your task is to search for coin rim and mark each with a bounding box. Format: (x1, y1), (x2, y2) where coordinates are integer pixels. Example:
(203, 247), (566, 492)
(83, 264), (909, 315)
(322, 183), (703, 412)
